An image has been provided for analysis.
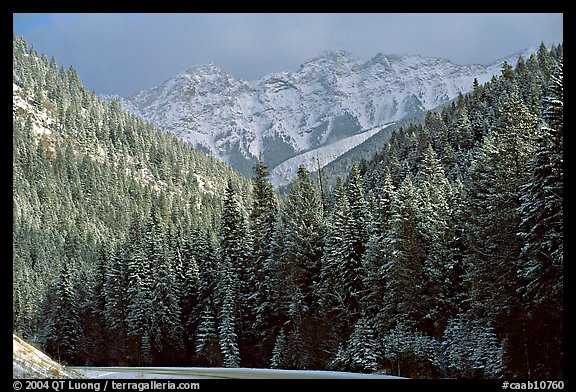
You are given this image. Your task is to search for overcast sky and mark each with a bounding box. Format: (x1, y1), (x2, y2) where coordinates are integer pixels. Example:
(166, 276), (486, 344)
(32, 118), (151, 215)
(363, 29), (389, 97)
(13, 13), (563, 97)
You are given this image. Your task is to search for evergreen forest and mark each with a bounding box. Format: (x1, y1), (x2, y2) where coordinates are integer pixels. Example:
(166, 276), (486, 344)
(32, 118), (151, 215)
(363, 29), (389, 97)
(13, 35), (563, 378)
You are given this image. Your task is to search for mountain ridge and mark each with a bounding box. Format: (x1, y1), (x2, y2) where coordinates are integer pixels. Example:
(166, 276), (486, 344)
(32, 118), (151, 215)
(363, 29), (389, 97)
(110, 47), (536, 185)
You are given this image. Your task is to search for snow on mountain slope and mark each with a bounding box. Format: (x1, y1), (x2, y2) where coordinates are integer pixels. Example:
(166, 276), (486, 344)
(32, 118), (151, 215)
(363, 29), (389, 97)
(13, 81), (220, 199)
(270, 123), (394, 188)
(13, 83), (54, 137)
(115, 48), (535, 183)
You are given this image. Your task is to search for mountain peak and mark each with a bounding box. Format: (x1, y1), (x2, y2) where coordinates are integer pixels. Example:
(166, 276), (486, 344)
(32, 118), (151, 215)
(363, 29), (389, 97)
(303, 50), (358, 66)
(118, 47), (537, 185)
(364, 52), (393, 68)
(319, 49), (356, 59)
(182, 63), (229, 77)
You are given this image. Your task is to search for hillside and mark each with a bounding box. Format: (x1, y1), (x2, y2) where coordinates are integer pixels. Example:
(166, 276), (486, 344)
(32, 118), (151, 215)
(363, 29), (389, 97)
(13, 34), (252, 360)
(13, 334), (80, 379)
(13, 33), (563, 379)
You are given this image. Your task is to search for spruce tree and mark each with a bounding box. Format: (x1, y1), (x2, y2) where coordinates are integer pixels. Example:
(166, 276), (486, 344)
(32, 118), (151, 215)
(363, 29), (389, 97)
(442, 314), (504, 378)
(318, 177), (347, 320)
(125, 219), (153, 364)
(218, 272), (241, 367)
(516, 58), (563, 377)
(416, 145), (454, 335)
(45, 259), (82, 364)
(361, 169), (394, 332)
(248, 161), (278, 363)
(346, 317), (379, 373)
(270, 329), (287, 369)
(193, 231), (220, 364)
(103, 246), (130, 361)
(147, 213), (184, 362)
(465, 90), (538, 376)
(217, 180), (247, 367)
(195, 301), (220, 365)
(78, 246), (110, 365)
(381, 175), (423, 328)
(273, 165), (325, 368)
(340, 165), (368, 326)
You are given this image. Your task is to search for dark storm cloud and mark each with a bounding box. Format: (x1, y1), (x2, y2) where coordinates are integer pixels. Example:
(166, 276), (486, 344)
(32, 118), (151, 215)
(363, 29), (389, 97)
(13, 13), (563, 96)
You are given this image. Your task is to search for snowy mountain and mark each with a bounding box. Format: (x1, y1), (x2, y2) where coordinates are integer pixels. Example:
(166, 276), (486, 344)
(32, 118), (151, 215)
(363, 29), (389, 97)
(116, 48), (534, 184)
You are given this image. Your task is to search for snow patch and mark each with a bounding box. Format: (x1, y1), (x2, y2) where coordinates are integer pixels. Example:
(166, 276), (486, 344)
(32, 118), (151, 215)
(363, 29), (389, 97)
(13, 334), (80, 379)
(74, 366), (404, 379)
(270, 123), (393, 187)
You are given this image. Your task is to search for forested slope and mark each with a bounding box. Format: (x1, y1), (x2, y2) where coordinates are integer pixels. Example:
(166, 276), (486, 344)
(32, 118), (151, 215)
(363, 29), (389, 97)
(13, 35), (563, 378)
(13, 34), (253, 365)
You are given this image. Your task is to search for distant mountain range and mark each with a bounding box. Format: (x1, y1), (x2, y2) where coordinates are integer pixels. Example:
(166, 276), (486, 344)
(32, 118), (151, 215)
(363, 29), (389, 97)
(110, 48), (535, 186)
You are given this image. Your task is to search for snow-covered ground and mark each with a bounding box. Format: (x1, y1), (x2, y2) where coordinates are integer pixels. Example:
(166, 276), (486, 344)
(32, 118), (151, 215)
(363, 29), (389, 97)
(74, 368), (212, 379)
(75, 366), (404, 379)
(13, 334), (80, 379)
(13, 332), (402, 379)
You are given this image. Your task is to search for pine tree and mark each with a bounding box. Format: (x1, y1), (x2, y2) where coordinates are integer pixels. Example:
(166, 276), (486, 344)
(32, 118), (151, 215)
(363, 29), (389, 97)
(382, 323), (438, 377)
(248, 161), (278, 363)
(320, 165), (368, 343)
(218, 180), (249, 284)
(272, 165), (325, 368)
(147, 213), (185, 362)
(45, 259), (83, 364)
(317, 176), (350, 357)
(339, 165), (368, 324)
(318, 177), (347, 315)
(361, 169), (394, 332)
(125, 237), (153, 364)
(451, 94), (473, 150)
(179, 237), (199, 355)
(537, 41), (551, 80)
(13, 261), (40, 341)
(78, 246), (110, 365)
(468, 78), (490, 143)
(381, 175), (424, 328)
(217, 180), (247, 367)
(194, 231), (217, 307)
(103, 245), (130, 361)
(425, 111), (450, 157)
(195, 301), (221, 365)
(218, 272), (240, 367)
(416, 145), (455, 335)
(270, 329), (286, 369)
(465, 90), (539, 376)
(442, 314), (504, 378)
(193, 231), (221, 365)
(516, 58), (563, 378)
(346, 317), (379, 373)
